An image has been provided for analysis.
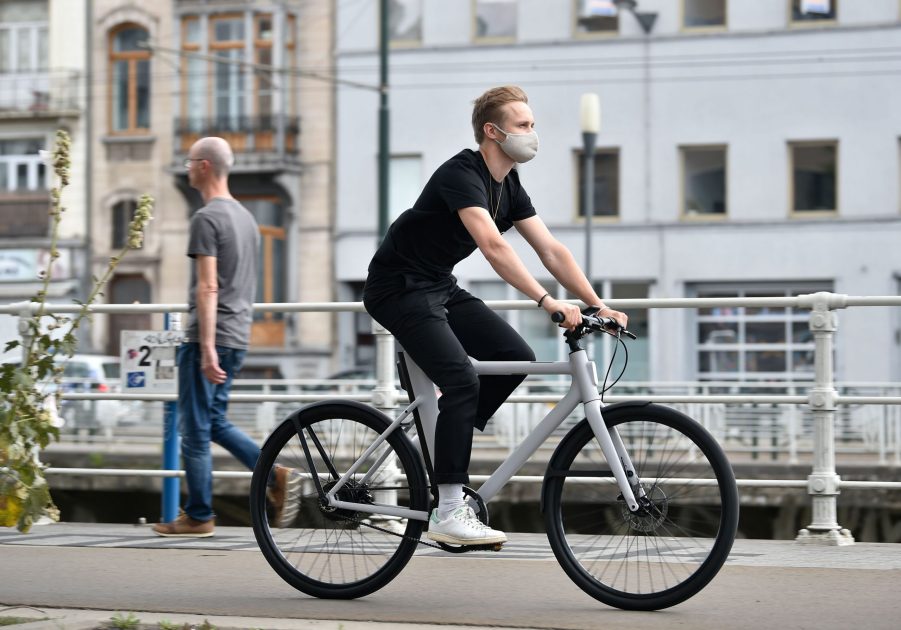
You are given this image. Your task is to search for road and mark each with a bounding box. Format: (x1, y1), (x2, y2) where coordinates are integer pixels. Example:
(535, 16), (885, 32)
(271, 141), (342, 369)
(1, 524), (900, 629)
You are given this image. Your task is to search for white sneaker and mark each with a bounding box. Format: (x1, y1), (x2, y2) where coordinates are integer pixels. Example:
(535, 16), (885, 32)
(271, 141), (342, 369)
(427, 506), (507, 546)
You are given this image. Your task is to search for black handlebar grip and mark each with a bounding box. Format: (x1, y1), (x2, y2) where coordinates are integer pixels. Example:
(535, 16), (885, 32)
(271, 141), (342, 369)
(551, 312), (565, 323)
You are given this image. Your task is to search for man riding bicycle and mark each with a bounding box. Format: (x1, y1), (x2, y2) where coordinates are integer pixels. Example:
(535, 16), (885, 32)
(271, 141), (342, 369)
(362, 85), (628, 546)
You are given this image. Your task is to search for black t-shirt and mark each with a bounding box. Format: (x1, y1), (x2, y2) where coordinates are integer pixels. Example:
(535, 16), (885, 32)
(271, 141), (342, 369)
(368, 149), (536, 286)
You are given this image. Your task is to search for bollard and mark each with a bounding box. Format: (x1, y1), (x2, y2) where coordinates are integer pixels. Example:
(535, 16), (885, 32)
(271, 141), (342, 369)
(796, 293), (854, 545)
(162, 312), (181, 523)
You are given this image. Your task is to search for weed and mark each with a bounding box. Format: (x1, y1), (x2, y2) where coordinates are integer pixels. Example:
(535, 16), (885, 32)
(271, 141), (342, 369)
(108, 612), (140, 629)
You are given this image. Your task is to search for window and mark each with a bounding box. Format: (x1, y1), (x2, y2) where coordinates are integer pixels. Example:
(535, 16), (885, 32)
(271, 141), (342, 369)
(109, 24), (151, 133)
(0, 0), (48, 73)
(474, 0), (517, 41)
(576, 149), (619, 219)
(389, 0), (422, 45)
(211, 15), (245, 129)
(682, 146), (727, 217)
(0, 138), (45, 192)
(389, 155), (422, 222)
(180, 12), (296, 151)
(791, 141), (837, 213)
(112, 200), (137, 249)
(574, 0), (619, 36)
(694, 284), (829, 380)
(683, 0), (726, 29)
(791, 0), (837, 23)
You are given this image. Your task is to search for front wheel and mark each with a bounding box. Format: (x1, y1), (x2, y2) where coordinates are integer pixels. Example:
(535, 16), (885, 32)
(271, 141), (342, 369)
(542, 403), (739, 611)
(250, 401), (430, 599)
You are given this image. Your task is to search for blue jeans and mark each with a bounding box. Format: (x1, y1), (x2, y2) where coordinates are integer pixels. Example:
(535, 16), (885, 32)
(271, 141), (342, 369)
(177, 342), (259, 522)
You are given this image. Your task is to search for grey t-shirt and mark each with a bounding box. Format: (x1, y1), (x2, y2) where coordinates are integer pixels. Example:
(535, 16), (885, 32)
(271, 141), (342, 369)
(184, 197), (260, 350)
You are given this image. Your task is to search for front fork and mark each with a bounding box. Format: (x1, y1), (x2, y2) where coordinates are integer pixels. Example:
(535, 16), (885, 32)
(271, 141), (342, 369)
(584, 399), (645, 513)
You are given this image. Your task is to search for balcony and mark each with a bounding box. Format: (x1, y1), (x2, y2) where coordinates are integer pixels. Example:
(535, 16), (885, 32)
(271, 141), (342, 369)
(174, 115), (300, 171)
(0, 191), (50, 238)
(0, 71), (81, 117)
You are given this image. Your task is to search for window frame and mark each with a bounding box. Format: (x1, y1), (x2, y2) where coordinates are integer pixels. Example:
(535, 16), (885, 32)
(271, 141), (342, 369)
(0, 20), (48, 73)
(788, 139), (838, 217)
(572, 0), (620, 39)
(680, 144), (728, 221)
(789, 0), (838, 27)
(693, 283), (829, 381)
(108, 23), (151, 135)
(472, 0), (517, 44)
(573, 146), (620, 222)
(680, 0), (728, 32)
(0, 136), (47, 192)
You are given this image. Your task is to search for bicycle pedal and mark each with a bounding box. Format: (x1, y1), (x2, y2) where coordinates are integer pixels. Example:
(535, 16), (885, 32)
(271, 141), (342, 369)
(490, 542), (504, 552)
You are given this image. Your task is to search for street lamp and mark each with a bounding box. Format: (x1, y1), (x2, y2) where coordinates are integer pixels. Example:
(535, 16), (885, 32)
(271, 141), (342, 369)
(580, 93), (600, 280)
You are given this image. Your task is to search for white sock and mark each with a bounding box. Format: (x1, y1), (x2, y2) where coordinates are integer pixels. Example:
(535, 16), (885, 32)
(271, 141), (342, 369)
(437, 483), (465, 519)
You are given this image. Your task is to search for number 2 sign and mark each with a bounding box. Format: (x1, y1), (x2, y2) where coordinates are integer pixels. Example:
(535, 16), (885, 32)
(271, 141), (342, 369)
(120, 330), (186, 393)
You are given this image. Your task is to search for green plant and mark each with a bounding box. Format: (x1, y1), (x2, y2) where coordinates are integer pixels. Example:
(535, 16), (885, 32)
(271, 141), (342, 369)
(0, 130), (153, 532)
(156, 622), (179, 630)
(0, 617), (38, 626)
(108, 612), (140, 630)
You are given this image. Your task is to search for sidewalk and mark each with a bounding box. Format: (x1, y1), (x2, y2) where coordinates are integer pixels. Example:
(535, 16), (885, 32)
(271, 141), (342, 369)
(2, 522), (901, 630)
(0, 606), (530, 630)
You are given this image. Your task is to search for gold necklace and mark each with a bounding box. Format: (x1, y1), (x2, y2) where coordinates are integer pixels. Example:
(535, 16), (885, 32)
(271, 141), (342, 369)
(489, 179), (504, 221)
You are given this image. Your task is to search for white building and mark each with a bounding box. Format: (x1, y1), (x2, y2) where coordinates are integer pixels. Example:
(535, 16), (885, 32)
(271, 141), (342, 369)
(0, 0), (87, 355)
(333, 0), (901, 384)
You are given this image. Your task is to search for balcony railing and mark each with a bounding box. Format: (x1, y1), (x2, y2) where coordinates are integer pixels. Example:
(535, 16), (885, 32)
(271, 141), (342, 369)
(0, 71), (81, 115)
(173, 115), (300, 156)
(0, 191), (50, 237)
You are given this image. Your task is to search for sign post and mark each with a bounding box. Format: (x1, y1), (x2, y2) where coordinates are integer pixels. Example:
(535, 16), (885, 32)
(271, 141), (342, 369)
(121, 320), (183, 523)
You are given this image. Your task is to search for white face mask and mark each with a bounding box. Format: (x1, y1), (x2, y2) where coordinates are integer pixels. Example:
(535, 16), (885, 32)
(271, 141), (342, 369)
(490, 123), (539, 163)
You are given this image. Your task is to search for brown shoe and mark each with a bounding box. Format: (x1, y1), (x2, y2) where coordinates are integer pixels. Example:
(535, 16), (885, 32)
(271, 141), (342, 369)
(152, 513), (215, 538)
(267, 464), (302, 527)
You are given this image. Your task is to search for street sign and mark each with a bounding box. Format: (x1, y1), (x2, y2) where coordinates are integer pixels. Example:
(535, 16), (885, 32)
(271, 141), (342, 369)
(120, 330), (185, 393)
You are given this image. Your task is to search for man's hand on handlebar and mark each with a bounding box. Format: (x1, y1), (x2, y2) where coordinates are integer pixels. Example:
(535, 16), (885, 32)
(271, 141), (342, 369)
(596, 306), (628, 330)
(542, 297), (582, 330)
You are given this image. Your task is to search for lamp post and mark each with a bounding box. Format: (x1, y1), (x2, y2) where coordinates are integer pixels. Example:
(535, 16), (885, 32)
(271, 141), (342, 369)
(580, 93), (600, 280)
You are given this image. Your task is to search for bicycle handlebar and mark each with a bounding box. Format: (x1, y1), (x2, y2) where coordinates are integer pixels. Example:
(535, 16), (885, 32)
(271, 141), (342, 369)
(551, 310), (638, 340)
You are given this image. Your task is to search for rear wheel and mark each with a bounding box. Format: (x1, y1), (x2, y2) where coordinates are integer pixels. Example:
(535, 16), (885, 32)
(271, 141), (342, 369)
(542, 403), (739, 610)
(250, 402), (429, 599)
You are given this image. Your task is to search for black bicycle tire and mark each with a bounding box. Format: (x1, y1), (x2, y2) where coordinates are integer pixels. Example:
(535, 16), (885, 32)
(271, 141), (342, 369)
(250, 401), (430, 599)
(542, 403), (739, 611)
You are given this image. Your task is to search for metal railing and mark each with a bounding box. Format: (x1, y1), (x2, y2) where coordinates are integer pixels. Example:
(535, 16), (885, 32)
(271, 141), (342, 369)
(4, 291), (901, 545)
(0, 70), (81, 113)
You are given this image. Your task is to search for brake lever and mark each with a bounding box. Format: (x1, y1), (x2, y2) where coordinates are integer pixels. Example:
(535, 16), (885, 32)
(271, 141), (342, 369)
(594, 315), (638, 340)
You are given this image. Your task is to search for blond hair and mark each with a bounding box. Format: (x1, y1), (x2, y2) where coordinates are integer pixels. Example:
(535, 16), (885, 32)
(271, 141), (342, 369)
(471, 85), (529, 144)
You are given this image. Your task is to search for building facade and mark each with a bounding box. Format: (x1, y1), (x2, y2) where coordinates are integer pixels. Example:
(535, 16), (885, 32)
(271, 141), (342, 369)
(334, 0), (901, 383)
(0, 0), (88, 350)
(87, 0), (335, 378)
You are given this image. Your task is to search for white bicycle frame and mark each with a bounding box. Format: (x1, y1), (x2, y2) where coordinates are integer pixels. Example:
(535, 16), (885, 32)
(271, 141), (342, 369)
(323, 347), (643, 521)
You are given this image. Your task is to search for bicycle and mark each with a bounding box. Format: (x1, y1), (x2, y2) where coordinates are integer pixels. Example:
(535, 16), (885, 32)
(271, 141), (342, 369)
(249, 308), (739, 611)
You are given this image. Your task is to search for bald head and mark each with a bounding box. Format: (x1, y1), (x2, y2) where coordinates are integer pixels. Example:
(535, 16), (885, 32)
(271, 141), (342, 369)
(190, 137), (234, 178)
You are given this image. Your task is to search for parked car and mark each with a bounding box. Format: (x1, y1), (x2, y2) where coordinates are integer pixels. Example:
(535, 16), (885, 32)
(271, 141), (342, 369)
(57, 355), (138, 429)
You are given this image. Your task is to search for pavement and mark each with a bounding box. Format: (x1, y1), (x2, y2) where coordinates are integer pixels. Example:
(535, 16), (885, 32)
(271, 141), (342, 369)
(2, 522), (901, 630)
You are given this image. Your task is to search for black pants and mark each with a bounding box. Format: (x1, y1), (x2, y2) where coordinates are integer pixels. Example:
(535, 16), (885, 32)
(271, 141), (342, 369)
(363, 276), (535, 484)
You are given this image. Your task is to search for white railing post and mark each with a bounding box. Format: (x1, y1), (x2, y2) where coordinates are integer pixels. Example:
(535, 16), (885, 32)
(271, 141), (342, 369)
(368, 318), (404, 532)
(797, 293), (854, 545)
